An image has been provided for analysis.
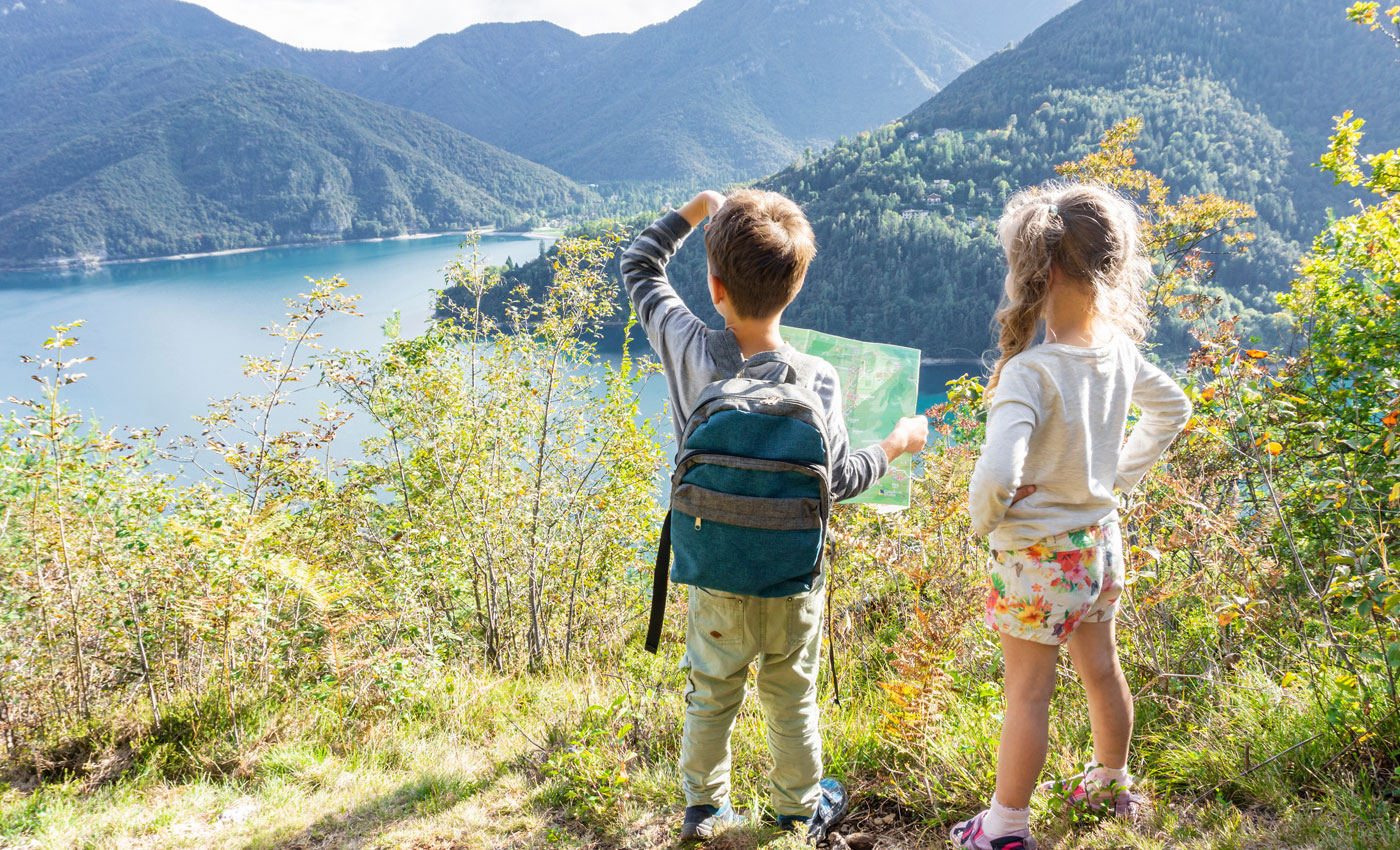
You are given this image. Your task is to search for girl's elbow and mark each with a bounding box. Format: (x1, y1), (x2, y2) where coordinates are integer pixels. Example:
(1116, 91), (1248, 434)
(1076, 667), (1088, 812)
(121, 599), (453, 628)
(1172, 398), (1194, 429)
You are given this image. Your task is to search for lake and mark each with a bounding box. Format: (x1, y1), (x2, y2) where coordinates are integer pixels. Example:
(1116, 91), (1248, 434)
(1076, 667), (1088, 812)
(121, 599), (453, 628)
(1, 234), (978, 471)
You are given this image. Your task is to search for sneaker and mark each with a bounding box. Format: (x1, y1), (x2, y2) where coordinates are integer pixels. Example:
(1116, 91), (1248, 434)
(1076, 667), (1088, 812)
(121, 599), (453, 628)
(949, 810), (1037, 850)
(776, 813), (810, 834)
(805, 777), (850, 843)
(680, 802), (744, 841)
(1038, 773), (1150, 819)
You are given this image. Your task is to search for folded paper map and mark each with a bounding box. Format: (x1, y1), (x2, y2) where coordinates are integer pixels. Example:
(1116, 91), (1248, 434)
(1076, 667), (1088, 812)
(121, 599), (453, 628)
(783, 326), (921, 509)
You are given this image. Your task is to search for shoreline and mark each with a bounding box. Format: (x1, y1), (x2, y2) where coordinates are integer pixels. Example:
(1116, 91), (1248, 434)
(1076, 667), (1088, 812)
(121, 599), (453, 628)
(0, 228), (564, 276)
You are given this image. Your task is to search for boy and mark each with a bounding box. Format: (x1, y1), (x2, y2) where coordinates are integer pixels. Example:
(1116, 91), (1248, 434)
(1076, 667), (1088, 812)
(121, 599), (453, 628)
(620, 189), (928, 841)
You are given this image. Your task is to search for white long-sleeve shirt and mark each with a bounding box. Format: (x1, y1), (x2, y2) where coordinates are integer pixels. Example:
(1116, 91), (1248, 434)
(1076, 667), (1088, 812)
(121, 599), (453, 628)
(968, 334), (1192, 550)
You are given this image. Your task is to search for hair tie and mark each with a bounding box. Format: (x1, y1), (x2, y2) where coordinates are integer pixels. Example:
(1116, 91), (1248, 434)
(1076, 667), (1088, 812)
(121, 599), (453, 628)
(1047, 203), (1059, 217)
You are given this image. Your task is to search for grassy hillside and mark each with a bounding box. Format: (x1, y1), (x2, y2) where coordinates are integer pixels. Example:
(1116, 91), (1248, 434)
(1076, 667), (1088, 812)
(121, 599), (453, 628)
(0, 70), (590, 266)
(5, 112), (1400, 840)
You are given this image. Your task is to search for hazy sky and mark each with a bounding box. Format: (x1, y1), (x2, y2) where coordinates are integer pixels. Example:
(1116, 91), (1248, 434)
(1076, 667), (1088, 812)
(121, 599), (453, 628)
(186, 0), (704, 50)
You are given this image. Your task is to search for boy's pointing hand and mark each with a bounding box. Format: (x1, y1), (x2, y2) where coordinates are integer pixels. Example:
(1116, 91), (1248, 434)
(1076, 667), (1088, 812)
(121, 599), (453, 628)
(680, 191), (727, 227)
(880, 415), (929, 462)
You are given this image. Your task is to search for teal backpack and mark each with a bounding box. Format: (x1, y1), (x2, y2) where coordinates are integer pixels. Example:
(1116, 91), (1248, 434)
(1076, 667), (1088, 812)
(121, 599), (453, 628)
(644, 344), (833, 653)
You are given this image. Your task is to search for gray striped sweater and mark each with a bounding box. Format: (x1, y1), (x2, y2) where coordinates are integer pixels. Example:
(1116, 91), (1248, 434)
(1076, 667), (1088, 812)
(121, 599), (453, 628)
(620, 211), (888, 502)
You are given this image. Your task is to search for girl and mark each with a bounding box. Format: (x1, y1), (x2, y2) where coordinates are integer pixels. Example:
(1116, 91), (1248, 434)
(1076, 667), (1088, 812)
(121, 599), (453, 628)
(951, 182), (1192, 849)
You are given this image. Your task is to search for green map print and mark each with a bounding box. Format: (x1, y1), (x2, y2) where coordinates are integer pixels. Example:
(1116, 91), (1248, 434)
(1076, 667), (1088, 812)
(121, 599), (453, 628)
(783, 326), (921, 508)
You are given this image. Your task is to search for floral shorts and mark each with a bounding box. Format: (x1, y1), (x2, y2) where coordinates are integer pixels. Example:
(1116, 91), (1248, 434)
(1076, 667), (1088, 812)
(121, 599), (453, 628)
(985, 523), (1124, 645)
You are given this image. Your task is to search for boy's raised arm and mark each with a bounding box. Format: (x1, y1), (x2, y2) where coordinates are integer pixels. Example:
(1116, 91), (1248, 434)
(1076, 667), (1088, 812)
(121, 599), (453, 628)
(618, 192), (725, 362)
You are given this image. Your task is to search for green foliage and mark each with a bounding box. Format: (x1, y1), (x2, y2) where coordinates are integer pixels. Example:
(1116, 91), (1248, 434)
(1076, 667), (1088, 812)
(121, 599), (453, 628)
(4, 6), (1400, 846)
(1266, 110), (1400, 705)
(537, 696), (638, 831)
(1348, 2), (1400, 48)
(0, 233), (665, 778)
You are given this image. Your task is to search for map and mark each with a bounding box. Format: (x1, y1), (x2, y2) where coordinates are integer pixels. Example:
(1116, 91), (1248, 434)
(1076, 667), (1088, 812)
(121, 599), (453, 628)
(783, 326), (921, 509)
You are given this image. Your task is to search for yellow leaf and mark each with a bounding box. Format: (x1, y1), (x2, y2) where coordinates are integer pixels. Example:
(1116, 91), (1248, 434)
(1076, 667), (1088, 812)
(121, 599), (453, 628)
(1267, 442), (1283, 456)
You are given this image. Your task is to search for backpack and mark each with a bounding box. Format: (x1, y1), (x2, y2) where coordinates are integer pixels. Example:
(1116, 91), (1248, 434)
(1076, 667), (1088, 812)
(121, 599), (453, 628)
(644, 343), (834, 654)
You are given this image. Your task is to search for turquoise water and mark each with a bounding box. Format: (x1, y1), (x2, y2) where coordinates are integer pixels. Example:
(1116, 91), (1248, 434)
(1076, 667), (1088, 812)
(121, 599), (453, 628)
(0, 234), (556, 439)
(1, 235), (978, 468)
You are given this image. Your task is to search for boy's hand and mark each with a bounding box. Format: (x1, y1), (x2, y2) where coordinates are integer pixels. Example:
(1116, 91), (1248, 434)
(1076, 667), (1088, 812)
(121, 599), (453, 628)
(1011, 484), (1036, 505)
(879, 415), (929, 462)
(679, 190), (727, 228)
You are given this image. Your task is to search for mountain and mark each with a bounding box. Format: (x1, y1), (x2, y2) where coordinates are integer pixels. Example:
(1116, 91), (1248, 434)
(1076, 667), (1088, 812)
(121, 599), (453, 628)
(905, 0), (1400, 220)
(480, 0), (1398, 362)
(1, 0), (1077, 186)
(0, 70), (589, 266)
(0, 0), (303, 173)
(301, 22), (626, 168)
(311, 0), (1077, 182)
(632, 0), (1400, 359)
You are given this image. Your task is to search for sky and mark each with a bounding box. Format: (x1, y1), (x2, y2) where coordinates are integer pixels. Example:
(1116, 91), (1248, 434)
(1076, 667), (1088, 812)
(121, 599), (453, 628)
(186, 0), (704, 50)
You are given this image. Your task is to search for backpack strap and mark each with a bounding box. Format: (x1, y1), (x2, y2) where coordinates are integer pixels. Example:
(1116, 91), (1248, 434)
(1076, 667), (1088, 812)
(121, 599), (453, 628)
(738, 349), (817, 386)
(644, 511), (673, 654)
(708, 330), (745, 378)
(650, 330), (737, 655)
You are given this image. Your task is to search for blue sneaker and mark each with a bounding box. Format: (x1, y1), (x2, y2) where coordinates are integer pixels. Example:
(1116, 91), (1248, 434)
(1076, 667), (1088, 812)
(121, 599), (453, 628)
(786, 778), (849, 843)
(777, 813), (810, 833)
(680, 802), (744, 841)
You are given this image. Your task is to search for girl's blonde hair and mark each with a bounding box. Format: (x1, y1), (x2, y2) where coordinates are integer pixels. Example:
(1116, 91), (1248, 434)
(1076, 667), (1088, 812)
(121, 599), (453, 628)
(986, 180), (1152, 395)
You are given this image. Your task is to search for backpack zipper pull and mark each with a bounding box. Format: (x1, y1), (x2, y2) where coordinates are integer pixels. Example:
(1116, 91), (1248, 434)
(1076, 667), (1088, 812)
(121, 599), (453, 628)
(695, 517), (702, 530)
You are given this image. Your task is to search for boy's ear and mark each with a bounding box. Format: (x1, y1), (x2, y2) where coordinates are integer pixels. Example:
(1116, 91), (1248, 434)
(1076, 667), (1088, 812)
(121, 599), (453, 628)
(708, 274), (727, 305)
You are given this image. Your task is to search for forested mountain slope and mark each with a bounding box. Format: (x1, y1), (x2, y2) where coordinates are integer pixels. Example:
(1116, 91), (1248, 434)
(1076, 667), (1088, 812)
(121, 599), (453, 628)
(643, 0), (1400, 359)
(0, 70), (589, 266)
(907, 0), (1400, 220)
(0, 0), (302, 173)
(0, 0), (1075, 186)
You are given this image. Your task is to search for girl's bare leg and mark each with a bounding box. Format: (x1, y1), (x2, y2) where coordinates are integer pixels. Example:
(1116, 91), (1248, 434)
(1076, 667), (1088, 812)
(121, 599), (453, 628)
(1066, 619), (1132, 771)
(993, 634), (1061, 808)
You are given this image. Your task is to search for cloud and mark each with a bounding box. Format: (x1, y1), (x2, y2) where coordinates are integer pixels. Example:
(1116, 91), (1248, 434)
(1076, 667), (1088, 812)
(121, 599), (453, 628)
(188, 0), (701, 50)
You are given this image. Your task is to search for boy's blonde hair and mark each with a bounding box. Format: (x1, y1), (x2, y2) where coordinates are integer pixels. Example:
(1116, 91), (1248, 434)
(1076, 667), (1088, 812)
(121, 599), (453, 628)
(705, 189), (816, 319)
(988, 181), (1151, 394)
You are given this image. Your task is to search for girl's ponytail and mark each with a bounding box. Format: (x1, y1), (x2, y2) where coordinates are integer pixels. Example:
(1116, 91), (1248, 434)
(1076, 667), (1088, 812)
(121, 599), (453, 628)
(986, 182), (1151, 397)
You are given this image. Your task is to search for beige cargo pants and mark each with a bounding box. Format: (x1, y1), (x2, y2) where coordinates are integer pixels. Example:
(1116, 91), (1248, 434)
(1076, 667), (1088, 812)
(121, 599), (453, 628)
(678, 573), (826, 818)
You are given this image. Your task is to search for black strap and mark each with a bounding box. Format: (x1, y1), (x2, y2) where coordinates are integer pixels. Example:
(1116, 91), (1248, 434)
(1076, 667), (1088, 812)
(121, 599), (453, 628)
(644, 511), (673, 654)
(826, 579), (841, 706)
(823, 534), (841, 705)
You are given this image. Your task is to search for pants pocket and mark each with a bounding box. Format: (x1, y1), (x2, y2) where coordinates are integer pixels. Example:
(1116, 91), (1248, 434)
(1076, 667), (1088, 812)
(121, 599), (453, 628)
(785, 584), (825, 656)
(689, 586), (745, 647)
